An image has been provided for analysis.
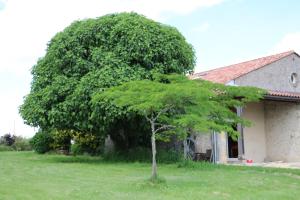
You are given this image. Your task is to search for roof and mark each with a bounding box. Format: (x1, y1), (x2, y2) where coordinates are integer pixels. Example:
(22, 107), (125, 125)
(190, 50), (296, 84)
(267, 90), (300, 99)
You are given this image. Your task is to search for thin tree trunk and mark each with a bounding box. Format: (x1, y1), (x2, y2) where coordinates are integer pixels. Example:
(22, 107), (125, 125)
(151, 121), (157, 180)
(183, 139), (188, 160)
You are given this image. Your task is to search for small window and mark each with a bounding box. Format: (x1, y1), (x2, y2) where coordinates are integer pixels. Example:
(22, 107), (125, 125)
(290, 73), (298, 87)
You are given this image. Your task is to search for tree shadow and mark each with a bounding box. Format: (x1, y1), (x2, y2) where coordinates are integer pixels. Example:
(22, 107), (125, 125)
(44, 154), (149, 166)
(43, 155), (104, 164)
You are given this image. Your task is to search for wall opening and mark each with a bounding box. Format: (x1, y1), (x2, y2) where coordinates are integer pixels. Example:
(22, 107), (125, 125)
(228, 135), (238, 158)
(290, 73), (298, 87)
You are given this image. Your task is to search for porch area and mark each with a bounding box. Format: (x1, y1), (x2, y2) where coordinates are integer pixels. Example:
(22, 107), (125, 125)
(195, 100), (300, 163)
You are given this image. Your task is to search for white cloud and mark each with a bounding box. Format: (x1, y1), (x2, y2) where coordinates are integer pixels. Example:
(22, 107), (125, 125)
(271, 32), (300, 54)
(0, 0), (7, 9)
(192, 22), (210, 33)
(0, 93), (35, 138)
(0, 0), (226, 137)
(0, 0), (226, 75)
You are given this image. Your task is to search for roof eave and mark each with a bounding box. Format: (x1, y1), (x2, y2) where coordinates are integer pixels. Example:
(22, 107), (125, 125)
(264, 95), (300, 102)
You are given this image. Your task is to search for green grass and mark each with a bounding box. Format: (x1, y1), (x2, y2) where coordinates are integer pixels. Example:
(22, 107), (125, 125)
(1, 152), (300, 200)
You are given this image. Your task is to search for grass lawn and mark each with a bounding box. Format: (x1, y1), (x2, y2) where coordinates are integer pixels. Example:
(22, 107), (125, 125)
(1, 152), (300, 200)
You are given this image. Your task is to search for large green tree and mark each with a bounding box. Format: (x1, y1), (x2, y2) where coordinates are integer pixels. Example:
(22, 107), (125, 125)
(92, 74), (264, 179)
(20, 12), (195, 146)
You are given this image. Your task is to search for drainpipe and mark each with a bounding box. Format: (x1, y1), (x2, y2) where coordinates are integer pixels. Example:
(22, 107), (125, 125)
(211, 131), (218, 164)
(237, 106), (245, 160)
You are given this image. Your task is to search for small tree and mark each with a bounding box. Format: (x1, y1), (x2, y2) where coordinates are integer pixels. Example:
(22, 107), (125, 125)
(93, 74), (264, 180)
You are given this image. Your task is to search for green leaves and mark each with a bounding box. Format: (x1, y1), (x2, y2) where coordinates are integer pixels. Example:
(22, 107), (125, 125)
(93, 74), (265, 140)
(20, 12), (195, 138)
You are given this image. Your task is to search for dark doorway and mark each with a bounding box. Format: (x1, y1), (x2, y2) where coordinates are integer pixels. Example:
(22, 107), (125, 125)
(228, 107), (239, 158)
(228, 135), (238, 158)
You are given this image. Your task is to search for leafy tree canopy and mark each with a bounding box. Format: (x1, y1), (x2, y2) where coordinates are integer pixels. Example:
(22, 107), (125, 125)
(20, 12), (195, 139)
(92, 74), (265, 179)
(93, 74), (265, 139)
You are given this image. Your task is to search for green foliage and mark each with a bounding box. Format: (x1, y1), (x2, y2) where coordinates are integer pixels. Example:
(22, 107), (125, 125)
(102, 147), (182, 163)
(30, 131), (54, 154)
(93, 73), (264, 178)
(46, 129), (104, 155)
(102, 147), (151, 162)
(70, 143), (83, 156)
(0, 134), (32, 151)
(93, 74), (265, 140)
(0, 145), (13, 152)
(20, 12), (195, 146)
(51, 129), (72, 152)
(72, 132), (104, 155)
(11, 137), (32, 151)
(0, 134), (16, 146)
(157, 149), (183, 163)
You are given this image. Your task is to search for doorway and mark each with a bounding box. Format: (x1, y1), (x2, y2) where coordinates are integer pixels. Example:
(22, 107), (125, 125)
(227, 135), (238, 158)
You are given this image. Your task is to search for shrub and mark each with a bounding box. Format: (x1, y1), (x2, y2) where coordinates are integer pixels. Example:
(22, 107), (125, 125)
(103, 147), (182, 163)
(0, 136), (4, 145)
(102, 147), (150, 162)
(0, 145), (14, 151)
(0, 133), (16, 146)
(73, 132), (104, 155)
(157, 149), (182, 164)
(70, 143), (83, 156)
(30, 131), (54, 154)
(51, 130), (72, 153)
(12, 137), (32, 151)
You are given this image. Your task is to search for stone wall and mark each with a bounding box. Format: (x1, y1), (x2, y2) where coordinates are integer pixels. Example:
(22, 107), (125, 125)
(217, 132), (228, 163)
(242, 102), (267, 162)
(195, 133), (212, 155)
(265, 101), (300, 162)
(194, 132), (228, 163)
(235, 54), (300, 93)
(194, 100), (300, 163)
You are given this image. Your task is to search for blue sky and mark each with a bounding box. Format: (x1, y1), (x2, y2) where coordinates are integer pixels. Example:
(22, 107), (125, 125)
(169, 0), (300, 69)
(1, 0), (300, 137)
(0, 0), (5, 10)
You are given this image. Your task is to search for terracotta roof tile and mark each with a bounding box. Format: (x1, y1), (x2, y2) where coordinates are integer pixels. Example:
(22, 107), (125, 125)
(267, 90), (300, 98)
(190, 51), (295, 84)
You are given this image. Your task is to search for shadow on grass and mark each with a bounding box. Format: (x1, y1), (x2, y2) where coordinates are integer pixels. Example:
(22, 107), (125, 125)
(30, 152), (300, 177)
(135, 176), (168, 191)
(42, 154), (150, 167)
(177, 159), (300, 176)
(48, 155), (104, 164)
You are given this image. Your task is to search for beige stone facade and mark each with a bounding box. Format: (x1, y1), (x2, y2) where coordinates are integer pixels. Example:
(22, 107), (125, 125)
(264, 101), (300, 162)
(196, 101), (300, 163)
(242, 102), (266, 162)
(193, 52), (300, 163)
(242, 101), (300, 162)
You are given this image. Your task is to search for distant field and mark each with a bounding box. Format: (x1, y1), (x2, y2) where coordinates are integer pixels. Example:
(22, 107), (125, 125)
(0, 152), (300, 200)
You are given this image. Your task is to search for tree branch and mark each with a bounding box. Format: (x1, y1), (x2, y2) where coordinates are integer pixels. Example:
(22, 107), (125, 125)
(143, 110), (151, 122)
(154, 105), (173, 121)
(154, 124), (175, 134)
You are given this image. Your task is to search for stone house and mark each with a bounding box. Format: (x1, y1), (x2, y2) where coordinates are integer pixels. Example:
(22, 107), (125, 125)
(191, 50), (300, 163)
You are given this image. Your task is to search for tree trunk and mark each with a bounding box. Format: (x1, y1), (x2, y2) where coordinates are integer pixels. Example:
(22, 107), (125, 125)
(183, 139), (188, 160)
(151, 121), (157, 180)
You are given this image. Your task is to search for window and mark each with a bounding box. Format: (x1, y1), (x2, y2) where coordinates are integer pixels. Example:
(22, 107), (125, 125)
(290, 73), (298, 87)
